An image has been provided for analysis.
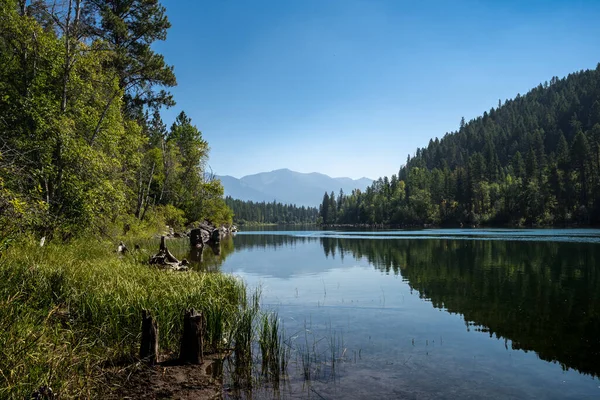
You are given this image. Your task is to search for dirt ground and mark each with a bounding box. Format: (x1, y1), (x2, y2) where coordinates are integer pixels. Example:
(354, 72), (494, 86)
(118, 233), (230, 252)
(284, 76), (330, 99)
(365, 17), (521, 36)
(102, 353), (226, 400)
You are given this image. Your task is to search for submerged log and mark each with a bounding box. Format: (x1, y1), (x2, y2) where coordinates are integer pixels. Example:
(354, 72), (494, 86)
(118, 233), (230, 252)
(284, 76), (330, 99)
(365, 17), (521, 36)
(179, 309), (204, 364)
(140, 309), (159, 365)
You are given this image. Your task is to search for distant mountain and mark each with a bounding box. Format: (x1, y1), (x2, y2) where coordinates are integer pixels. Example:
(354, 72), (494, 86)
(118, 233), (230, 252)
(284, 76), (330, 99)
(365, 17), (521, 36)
(217, 169), (373, 206)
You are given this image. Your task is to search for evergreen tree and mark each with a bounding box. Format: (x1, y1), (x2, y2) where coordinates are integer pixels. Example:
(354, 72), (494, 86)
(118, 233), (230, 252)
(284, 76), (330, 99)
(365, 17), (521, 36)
(317, 65), (600, 227)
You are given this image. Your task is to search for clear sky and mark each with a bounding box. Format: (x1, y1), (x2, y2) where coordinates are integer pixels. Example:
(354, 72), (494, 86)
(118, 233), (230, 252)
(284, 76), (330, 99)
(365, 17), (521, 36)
(154, 0), (600, 180)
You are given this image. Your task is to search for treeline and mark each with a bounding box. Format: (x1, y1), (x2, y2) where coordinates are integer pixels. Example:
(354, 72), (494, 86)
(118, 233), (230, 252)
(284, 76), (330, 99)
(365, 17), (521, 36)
(319, 64), (600, 227)
(225, 196), (318, 225)
(0, 0), (230, 240)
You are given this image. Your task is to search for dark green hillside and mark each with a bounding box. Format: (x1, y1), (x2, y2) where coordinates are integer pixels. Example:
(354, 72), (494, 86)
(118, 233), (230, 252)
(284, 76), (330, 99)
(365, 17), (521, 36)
(320, 64), (600, 226)
(225, 196), (319, 225)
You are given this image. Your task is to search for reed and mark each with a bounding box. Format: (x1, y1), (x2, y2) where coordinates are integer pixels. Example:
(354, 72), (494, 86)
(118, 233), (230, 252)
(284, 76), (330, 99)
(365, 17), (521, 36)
(259, 311), (291, 381)
(293, 320), (347, 383)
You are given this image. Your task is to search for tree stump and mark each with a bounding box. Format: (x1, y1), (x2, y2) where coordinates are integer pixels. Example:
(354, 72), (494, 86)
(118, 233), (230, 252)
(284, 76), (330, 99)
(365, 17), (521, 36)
(210, 229), (220, 244)
(140, 309), (159, 365)
(179, 309), (204, 364)
(190, 228), (203, 248)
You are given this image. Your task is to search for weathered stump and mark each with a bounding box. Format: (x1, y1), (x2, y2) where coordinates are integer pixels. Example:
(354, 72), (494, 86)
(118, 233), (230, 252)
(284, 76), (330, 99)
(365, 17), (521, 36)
(190, 228), (203, 248)
(179, 309), (204, 364)
(210, 229), (220, 244)
(140, 309), (159, 365)
(149, 236), (188, 270)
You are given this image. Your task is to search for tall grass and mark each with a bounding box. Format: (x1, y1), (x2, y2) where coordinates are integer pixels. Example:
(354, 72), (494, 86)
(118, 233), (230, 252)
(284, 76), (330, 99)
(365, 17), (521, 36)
(0, 236), (247, 399)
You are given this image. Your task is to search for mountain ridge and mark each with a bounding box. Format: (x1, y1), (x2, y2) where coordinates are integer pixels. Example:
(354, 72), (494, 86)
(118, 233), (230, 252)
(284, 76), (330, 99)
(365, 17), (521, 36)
(217, 169), (373, 206)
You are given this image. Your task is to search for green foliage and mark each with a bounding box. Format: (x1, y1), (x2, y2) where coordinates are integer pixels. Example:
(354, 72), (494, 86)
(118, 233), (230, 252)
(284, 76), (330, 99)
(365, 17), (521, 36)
(0, 0), (233, 238)
(320, 66), (600, 226)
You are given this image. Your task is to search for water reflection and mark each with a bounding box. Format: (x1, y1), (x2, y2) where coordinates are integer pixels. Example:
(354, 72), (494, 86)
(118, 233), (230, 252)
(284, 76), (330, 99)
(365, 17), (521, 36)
(233, 232), (600, 378)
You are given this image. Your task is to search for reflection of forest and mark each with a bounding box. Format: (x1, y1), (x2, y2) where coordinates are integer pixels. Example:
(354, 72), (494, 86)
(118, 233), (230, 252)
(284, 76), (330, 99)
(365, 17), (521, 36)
(229, 233), (600, 377)
(323, 237), (600, 377)
(186, 236), (236, 271)
(232, 234), (318, 250)
(192, 234), (319, 270)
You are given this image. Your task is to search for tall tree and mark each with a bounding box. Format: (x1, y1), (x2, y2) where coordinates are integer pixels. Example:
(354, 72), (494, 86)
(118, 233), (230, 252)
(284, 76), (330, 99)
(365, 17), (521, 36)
(88, 0), (177, 140)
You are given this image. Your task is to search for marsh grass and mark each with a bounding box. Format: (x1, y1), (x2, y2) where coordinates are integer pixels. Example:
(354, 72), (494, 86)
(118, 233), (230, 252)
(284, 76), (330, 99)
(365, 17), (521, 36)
(0, 236), (247, 399)
(295, 320), (347, 383)
(259, 312), (291, 382)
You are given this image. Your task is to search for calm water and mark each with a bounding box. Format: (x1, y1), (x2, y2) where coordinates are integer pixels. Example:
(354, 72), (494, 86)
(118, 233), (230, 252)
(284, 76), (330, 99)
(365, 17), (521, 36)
(207, 229), (600, 399)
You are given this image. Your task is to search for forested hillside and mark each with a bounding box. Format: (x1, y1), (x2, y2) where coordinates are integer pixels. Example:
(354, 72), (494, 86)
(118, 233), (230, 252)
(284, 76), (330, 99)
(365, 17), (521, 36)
(225, 196), (318, 225)
(320, 65), (600, 227)
(0, 0), (231, 240)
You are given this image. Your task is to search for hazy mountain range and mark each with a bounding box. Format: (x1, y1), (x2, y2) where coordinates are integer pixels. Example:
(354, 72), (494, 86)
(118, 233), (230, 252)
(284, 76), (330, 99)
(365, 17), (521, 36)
(217, 169), (373, 207)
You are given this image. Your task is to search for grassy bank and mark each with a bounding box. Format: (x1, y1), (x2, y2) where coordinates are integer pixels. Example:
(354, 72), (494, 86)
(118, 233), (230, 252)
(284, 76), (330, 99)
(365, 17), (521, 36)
(0, 236), (248, 398)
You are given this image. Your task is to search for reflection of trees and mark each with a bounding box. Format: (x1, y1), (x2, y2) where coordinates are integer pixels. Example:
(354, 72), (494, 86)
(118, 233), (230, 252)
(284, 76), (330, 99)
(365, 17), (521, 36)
(187, 236), (236, 271)
(321, 237), (600, 377)
(192, 235), (318, 271)
(221, 233), (600, 376)
(232, 234), (317, 251)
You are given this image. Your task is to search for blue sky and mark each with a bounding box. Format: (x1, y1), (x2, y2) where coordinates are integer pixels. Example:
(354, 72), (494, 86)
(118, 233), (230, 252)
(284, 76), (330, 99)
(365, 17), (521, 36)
(155, 0), (600, 180)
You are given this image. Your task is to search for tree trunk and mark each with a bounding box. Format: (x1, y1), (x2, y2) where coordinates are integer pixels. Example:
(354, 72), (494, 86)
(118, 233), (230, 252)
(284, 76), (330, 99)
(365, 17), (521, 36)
(136, 162), (155, 219)
(179, 309), (204, 364)
(140, 309), (159, 365)
(90, 90), (119, 145)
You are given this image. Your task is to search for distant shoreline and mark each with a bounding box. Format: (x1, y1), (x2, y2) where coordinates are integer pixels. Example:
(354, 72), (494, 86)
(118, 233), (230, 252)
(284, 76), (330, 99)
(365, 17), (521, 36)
(318, 223), (600, 230)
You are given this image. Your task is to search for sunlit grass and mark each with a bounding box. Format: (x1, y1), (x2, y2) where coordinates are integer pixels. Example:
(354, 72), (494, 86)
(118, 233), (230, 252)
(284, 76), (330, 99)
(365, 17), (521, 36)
(0, 236), (247, 399)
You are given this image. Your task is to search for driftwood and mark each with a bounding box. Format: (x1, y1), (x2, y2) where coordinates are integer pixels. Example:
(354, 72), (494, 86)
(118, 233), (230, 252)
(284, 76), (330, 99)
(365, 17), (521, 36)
(149, 236), (189, 271)
(179, 309), (204, 364)
(140, 309), (159, 365)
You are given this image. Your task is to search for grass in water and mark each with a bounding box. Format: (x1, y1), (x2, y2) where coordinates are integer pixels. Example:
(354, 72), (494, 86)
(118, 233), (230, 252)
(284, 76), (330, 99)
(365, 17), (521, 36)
(295, 320), (347, 383)
(0, 236), (247, 399)
(259, 311), (291, 382)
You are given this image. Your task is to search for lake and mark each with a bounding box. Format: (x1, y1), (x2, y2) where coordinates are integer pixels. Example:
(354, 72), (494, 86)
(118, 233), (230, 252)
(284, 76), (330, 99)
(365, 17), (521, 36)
(207, 229), (600, 399)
